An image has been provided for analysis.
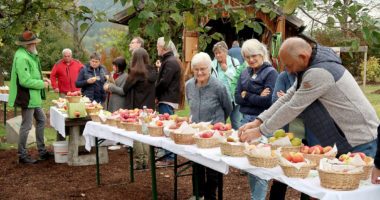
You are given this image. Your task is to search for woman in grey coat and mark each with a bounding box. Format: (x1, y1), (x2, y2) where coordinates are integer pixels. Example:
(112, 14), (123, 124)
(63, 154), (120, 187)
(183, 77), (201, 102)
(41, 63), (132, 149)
(186, 52), (232, 200)
(104, 57), (128, 112)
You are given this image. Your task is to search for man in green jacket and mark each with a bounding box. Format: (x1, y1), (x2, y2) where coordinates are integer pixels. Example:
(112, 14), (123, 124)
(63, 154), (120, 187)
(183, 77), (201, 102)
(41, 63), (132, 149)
(8, 31), (52, 164)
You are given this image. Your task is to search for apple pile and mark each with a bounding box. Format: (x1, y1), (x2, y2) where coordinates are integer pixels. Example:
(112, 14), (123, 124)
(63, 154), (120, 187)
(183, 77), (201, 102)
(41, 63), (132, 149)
(119, 109), (140, 123)
(67, 91), (81, 96)
(268, 129), (302, 146)
(283, 152), (305, 163)
(338, 152), (373, 164)
(300, 145), (333, 155)
(212, 122), (232, 131)
(158, 113), (170, 121)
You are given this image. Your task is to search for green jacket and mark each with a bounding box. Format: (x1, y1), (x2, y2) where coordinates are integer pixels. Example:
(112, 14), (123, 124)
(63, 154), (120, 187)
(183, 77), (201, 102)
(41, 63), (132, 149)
(8, 47), (46, 108)
(231, 61), (248, 94)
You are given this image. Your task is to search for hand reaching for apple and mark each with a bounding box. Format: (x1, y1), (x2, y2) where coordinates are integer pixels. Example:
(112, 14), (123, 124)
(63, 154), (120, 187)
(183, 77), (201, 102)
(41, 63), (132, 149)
(238, 119), (262, 137)
(239, 127), (262, 143)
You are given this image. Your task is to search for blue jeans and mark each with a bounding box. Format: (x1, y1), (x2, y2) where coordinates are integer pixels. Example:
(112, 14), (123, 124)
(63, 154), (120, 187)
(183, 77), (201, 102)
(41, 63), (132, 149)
(230, 104), (242, 130)
(351, 139), (378, 157)
(158, 103), (175, 161)
(241, 114), (268, 200)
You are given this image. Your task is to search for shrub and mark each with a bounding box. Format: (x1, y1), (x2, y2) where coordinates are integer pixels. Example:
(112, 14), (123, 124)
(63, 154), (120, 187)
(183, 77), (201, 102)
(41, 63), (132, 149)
(361, 57), (380, 83)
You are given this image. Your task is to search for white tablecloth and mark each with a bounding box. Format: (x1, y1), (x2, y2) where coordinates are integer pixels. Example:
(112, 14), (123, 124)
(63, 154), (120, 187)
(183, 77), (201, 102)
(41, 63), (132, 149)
(81, 121), (380, 200)
(83, 121), (134, 151)
(0, 94), (8, 102)
(49, 106), (67, 137)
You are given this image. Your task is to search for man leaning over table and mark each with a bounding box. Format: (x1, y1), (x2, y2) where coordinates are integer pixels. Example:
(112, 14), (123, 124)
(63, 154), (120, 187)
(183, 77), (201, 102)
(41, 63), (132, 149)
(8, 30), (53, 164)
(239, 37), (378, 163)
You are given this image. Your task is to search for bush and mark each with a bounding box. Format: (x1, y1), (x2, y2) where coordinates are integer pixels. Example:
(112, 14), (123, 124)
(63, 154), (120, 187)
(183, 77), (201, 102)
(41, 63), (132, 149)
(361, 57), (380, 83)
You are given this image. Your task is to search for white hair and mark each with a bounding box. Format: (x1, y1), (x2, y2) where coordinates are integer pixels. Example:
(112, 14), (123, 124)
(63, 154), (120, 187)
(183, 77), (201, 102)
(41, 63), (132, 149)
(191, 52), (212, 72)
(157, 37), (179, 58)
(62, 48), (72, 55)
(241, 39), (270, 63)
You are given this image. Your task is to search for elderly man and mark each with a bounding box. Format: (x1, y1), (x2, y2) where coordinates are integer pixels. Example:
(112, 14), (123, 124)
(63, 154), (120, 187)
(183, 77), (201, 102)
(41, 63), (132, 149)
(50, 48), (83, 97)
(8, 31), (52, 164)
(240, 37), (378, 158)
(155, 37), (181, 166)
(129, 36), (144, 52)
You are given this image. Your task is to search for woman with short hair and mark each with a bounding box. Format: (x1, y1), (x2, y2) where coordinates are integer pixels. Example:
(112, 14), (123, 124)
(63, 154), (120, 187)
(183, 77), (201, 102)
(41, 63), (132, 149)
(187, 52), (233, 200)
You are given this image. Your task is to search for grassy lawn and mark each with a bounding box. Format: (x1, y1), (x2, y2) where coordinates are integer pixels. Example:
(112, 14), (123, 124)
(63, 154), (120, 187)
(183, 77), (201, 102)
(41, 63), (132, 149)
(1, 83), (380, 150)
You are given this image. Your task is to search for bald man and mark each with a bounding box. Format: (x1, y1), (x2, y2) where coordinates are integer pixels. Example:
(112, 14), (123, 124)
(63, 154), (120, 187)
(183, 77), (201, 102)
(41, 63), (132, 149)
(239, 37), (379, 169)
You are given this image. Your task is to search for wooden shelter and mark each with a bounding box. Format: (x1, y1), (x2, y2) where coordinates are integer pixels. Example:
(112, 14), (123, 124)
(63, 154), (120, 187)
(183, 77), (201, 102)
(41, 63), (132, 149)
(110, 1), (308, 78)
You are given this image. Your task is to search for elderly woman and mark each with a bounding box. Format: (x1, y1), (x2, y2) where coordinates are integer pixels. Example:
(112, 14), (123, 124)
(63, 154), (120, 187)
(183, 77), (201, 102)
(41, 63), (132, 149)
(235, 39), (278, 200)
(186, 52), (232, 200)
(211, 41), (241, 130)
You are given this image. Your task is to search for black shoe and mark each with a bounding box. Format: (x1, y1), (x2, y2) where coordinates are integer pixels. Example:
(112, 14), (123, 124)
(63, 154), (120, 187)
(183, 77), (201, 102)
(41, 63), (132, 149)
(19, 156), (37, 164)
(39, 151), (54, 160)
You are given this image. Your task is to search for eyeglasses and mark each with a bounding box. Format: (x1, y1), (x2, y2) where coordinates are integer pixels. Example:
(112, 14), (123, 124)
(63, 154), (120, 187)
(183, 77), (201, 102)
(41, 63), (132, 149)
(193, 67), (209, 73)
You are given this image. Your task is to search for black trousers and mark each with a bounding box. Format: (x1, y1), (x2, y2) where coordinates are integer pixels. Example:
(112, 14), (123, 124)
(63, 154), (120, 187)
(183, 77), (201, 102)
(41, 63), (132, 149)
(192, 163), (219, 200)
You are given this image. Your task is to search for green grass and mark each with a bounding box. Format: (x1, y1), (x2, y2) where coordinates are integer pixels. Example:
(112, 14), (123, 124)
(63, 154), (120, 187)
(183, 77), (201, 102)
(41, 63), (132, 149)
(1, 83), (380, 150)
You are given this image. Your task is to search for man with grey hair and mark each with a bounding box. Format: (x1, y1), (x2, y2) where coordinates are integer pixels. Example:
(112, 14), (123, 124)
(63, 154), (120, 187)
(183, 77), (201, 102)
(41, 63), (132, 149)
(129, 36), (144, 52)
(50, 48), (83, 97)
(8, 30), (53, 164)
(239, 37), (378, 161)
(228, 40), (244, 64)
(155, 37), (181, 166)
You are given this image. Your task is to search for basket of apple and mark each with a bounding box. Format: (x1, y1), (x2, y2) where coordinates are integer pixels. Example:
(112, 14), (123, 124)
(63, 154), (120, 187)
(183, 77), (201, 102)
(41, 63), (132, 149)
(148, 120), (165, 137)
(269, 129), (303, 153)
(194, 130), (224, 148)
(338, 152), (374, 180)
(300, 145), (337, 168)
(85, 101), (103, 115)
(119, 109), (142, 133)
(211, 122), (233, 137)
(221, 136), (245, 157)
(317, 158), (364, 190)
(52, 98), (67, 108)
(279, 152), (315, 178)
(170, 122), (197, 145)
(245, 143), (278, 168)
(66, 91), (82, 103)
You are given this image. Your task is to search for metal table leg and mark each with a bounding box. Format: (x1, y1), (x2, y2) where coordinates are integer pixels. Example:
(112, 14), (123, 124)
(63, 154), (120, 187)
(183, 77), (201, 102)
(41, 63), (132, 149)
(129, 147), (134, 183)
(193, 163), (199, 200)
(3, 102), (6, 126)
(218, 172), (223, 200)
(149, 145), (158, 200)
(174, 154), (178, 200)
(95, 137), (100, 186)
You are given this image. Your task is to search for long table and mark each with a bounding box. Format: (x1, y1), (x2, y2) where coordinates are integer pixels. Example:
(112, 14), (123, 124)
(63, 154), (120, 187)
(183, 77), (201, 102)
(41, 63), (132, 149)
(0, 94), (8, 126)
(82, 121), (380, 200)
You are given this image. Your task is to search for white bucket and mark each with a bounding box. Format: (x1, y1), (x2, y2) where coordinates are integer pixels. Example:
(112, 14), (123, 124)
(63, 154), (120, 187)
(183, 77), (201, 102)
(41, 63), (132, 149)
(53, 141), (68, 163)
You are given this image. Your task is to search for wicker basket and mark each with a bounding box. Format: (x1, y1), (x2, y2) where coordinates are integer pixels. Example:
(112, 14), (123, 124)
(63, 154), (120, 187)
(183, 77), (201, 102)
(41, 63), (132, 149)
(361, 165), (373, 180)
(66, 96), (81, 103)
(271, 145), (301, 153)
(318, 168), (363, 190)
(116, 119), (123, 129)
(106, 118), (118, 127)
(195, 137), (220, 148)
(171, 132), (195, 145)
(303, 154), (336, 169)
(221, 142), (245, 157)
(90, 113), (100, 122)
(148, 126), (164, 137)
(246, 153), (278, 168)
(123, 123), (142, 133)
(86, 107), (100, 115)
(280, 163), (315, 178)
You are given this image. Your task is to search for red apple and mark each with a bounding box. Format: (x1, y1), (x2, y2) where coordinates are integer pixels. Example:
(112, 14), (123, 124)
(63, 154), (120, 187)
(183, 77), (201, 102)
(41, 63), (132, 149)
(300, 146), (310, 154)
(283, 153), (293, 162)
(225, 123), (232, 130)
(200, 131), (214, 138)
(163, 113), (170, 120)
(323, 146), (333, 154)
(309, 146), (321, 154)
(350, 152), (366, 160)
(213, 122), (224, 131)
(292, 152), (305, 163)
(156, 121), (163, 127)
(74, 111), (80, 118)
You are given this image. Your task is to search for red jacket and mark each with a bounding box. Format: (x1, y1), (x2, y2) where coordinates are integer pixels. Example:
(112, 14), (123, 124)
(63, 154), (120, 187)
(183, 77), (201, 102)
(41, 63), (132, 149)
(50, 59), (83, 94)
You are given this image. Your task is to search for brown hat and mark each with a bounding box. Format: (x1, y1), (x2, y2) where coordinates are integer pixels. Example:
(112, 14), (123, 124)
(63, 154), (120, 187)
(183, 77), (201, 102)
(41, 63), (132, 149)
(15, 31), (41, 45)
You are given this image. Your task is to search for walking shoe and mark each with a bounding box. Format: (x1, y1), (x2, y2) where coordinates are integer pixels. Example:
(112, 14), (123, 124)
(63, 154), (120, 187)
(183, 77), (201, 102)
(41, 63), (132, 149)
(19, 156), (37, 164)
(39, 151), (54, 160)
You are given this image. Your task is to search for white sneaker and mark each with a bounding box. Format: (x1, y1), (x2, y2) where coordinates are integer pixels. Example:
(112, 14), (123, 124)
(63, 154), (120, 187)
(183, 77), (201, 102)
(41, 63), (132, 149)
(187, 196), (204, 200)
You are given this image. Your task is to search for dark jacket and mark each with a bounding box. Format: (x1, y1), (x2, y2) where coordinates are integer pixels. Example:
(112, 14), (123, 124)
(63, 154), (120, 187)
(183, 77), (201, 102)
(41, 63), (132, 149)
(235, 62), (278, 116)
(124, 65), (157, 109)
(75, 64), (107, 103)
(155, 51), (181, 104)
(271, 71), (295, 103)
